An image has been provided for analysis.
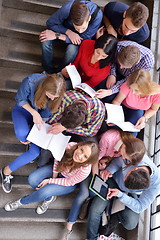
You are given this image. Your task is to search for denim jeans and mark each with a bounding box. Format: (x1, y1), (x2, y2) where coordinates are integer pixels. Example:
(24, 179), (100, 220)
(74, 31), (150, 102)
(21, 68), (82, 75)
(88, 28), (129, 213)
(41, 40), (79, 73)
(10, 105), (41, 172)
(20, 165), (76, 205)
(87, 178), (139, 240)
(68, 174), (96, 223)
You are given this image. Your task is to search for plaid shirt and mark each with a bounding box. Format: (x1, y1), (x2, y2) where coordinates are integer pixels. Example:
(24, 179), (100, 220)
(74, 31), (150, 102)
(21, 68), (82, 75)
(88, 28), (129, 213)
(110, 41), (155, 94)
(48, 90), (105, 136)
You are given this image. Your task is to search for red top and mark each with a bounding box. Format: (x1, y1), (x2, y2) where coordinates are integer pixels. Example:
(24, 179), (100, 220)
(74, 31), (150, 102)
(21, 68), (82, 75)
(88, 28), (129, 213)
(72, 39), (110, 88)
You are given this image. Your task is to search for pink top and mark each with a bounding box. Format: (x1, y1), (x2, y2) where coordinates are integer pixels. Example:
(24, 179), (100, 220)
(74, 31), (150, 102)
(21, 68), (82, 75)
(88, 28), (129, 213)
(98, 129), (121, 160)
(48, 142), (91, 186)
(121, 81), (160, 110)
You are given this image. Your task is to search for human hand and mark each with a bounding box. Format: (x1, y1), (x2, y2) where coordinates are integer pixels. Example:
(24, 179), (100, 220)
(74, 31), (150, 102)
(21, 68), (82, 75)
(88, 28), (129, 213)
(61, 66), (70, 78)
(96, 26), (106, 39)
(100, 170), (112, 182)
(66, 29), (83, 45)
(36, 179), (49, 190)
(107, 188), (119, 199)
(48, 123), (66, 134)
(32, 111), (45, 130)
(106, 75), (116, 89)
(39, 30), (56, 42)
(135, 116), (146, 130)
(95, 89), (112, 99)
(107, 25), (117, 38)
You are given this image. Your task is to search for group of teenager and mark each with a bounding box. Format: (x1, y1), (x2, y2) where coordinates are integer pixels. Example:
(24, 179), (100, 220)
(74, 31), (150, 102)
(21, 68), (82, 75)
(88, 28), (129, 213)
(1, 1), (160, 240)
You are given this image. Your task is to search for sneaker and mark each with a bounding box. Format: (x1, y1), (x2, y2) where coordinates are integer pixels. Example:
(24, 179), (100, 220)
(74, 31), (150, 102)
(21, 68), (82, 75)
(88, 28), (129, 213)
(5, 200), (22, 211)
(1, 168), (13, 193)
(78, 198), (90, 220)
(36, 196), (56, 214)
(99, 214), (119, 237)
(60, 228), (73, 240)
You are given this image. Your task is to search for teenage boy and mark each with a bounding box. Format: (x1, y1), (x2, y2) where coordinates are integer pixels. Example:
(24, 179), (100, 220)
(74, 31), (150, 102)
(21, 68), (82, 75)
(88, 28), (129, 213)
(37, 89), (106, 166)
(40, 0), (102, 73)
(103, 1), (149, 43)
(95, 40), (154, 103)
(86, 154), (160, 240)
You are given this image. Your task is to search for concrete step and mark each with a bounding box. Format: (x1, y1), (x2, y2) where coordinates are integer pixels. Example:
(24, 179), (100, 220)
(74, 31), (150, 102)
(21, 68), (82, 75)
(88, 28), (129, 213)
(0, 220), (86, 240)
(0, 182), (79, 210)
(0, 91), (15, 122)
(2, 0), (62, 15)
(0, 67), (34, 92)
(0, 6), (48, 41)
(0, 155), (37, 176)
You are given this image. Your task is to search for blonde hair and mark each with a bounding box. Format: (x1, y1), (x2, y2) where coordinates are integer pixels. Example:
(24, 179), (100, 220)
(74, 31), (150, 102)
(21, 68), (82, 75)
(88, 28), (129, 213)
(34, 74), (66, 113)
(127, 69), (160, 95)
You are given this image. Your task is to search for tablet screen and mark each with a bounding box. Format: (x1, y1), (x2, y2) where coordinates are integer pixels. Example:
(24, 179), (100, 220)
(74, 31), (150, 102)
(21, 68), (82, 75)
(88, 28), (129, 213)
(89, 174), (108, 201)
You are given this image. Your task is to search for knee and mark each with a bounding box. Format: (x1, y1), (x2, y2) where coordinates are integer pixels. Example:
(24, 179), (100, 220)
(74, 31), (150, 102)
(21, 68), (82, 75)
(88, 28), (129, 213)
(14, 128), (29, 142)
(119, 210), (139, 230)
(28, 171), (39, 189)
(41, 40), (53, 50)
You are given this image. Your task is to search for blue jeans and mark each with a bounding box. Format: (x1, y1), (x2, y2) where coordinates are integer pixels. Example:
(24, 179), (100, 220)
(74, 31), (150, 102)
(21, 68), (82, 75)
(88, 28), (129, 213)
(20, 165), (77, 205)
(87, 178), (139, 240)
(41, 40), (79, 73)
(10, 105), (40, 172)
(68, 174), (95, 223)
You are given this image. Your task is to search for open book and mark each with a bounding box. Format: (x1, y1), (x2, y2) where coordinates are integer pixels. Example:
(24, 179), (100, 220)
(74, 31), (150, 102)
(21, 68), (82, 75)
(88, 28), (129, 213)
(105, 103), (140, 132)
(66, 65), (96, 98)
(27, 123), (71, 160)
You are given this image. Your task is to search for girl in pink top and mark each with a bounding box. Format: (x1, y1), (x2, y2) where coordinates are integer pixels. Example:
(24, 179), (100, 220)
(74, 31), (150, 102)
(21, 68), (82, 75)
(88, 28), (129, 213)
(94, 129), (145, 174)
(112, 69), (160, 135)
(4, 141), (99, 239)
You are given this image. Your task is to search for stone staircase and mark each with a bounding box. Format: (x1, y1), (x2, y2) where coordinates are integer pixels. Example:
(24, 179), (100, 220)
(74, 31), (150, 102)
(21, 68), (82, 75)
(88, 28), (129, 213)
(0, 0), (88, 239)
(0, 0), (136, 239)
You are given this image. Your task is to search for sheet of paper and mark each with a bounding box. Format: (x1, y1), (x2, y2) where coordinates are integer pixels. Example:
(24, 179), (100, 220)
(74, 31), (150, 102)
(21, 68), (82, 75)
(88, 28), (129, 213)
(105, 103), (124, 123)
(66, 65), (81, 88)
(48, 133), (71, 161)
(75, 83), (96, 97)
(27, 123), (53, 149)
(114, 121), (140, 132)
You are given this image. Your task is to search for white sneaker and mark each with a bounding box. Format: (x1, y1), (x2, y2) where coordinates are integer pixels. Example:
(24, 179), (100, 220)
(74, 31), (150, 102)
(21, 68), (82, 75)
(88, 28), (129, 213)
(5, 200), (22, 211)
(36, 196), (56, 214)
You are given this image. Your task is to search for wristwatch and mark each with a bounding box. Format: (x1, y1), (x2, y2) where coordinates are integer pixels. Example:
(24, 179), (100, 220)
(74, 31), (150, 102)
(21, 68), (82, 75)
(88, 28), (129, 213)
(55, 32), (60, 39)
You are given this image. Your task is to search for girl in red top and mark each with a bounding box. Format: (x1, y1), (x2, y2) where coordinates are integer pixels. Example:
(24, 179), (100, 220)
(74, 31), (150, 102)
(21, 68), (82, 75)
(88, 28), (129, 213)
(62, 33), (117, 88)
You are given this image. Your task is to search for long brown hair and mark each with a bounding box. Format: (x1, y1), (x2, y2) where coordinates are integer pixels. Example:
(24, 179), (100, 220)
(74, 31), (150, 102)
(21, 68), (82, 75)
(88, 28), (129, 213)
(56, 141), (99, 173)
(34, 74), (66, 113)
(127, 69), (160, 95)
(119, 130), (146, 166)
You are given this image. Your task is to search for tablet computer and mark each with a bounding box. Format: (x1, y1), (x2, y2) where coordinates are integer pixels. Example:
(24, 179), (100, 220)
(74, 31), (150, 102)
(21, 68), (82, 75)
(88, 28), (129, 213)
(89, 174), (108, 201)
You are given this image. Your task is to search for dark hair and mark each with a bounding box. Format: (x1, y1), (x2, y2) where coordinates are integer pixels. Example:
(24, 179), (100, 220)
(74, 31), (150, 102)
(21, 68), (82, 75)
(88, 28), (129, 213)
(59, 101), (88, 129)
(126, 2), (149, 28)
(124, 167), (150, 189)
(70, 2), (90, 26)
(95, 33), (117, 68)
(120, 131), (146, 166)
(56, 141), (99, 173)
